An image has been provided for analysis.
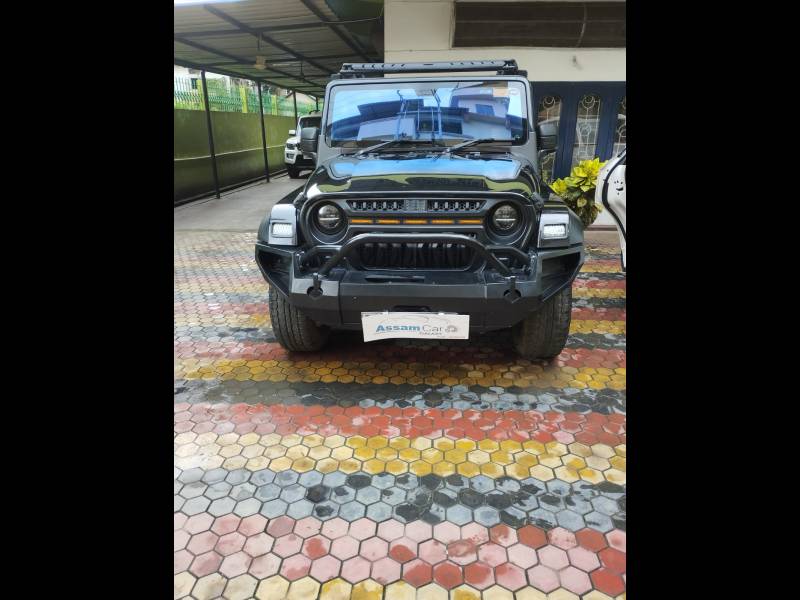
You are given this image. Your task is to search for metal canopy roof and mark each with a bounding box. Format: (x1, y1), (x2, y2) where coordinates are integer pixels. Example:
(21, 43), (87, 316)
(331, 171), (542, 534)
(174, 0), (384, 97)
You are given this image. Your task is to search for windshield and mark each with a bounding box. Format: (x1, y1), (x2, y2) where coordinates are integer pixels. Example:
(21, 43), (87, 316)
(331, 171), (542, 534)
(299, 116), (321, 129)
(326, 80), (528, 147)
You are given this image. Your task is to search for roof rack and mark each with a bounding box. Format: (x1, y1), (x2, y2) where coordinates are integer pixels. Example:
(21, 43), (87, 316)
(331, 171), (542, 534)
(334, 60), (527, 79)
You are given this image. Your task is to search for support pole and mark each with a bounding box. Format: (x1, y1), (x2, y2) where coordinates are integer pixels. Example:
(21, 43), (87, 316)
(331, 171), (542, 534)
(200, 70), (220, 199)
(315, 96), (319, 111)
(257, 82), (270, 183)
(293, 91), (298, 123)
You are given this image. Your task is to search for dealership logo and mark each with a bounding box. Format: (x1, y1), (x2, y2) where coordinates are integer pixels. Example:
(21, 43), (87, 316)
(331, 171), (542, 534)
(375, 324), (420, 332)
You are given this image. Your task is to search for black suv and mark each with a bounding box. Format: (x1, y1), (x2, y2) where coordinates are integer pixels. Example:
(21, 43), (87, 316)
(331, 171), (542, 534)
(255, 61), (584, 358)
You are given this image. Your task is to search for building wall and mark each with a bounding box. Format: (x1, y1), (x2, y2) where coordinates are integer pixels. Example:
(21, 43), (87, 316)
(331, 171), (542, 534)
(384, 0), (624, 225)
(384, 0), (625, 80)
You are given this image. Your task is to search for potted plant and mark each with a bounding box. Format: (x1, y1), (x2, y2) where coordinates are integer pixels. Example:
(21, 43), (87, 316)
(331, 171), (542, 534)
(550, 157), (607, 227)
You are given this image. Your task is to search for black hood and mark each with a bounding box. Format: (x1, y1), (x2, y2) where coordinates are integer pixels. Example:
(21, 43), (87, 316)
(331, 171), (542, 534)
(301, 152), (538, 199)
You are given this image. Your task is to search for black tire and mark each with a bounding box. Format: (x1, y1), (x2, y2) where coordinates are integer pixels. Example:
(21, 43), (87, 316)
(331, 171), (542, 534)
(268, 286), (329, 352)
(512, 285), (572, 359)
(287, 166), (301, 179)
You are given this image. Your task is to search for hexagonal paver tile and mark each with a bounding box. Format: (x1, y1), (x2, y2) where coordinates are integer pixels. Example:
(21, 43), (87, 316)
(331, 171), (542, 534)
(446, 540), (477, 566)
(322, 517), (350, 540)
(189, 551), (223, 577)
(255, 575), (289, 600)
(192, 573), (225, 600)
(527, 565), (559, 593)
(319, 577), (352, 600)
(418, 539), (447, 564)
(489, 524), (517, 547)
(432, 522), (461, 545)
(331, 535), (360, 560)
(389, 537), (418, 563)
(216, 532), (246, 556)
(377, 519), (405, 541)
(507, 543), (538, 569)
(432, 561), (463, 589)
(301, 533), (331, 559)
(403, 558), (433, 587)
(174, 549), (192, 575)
(224, 573), (258, 600)
(249, 553), (281, 579)
(184, 513), (214, 534)
(477, 543), (507, 567)
(576, 528), (608, 552)
(463, 561), (495, 590)
(219, 551), (252, 578)
(493, 563), (527, 591)
(311, 554), (342, 582)
(371, 556), (402, 584)
(273, 533), (303, 558)
(537, 545), (569, 570)
(341, 555), (372, 583)
(349, 517), (377, 541)
(360, 536), (389, 561)
(590, 568), (626, 596)
(461, 523), (490, 546)
(267, 516), (296, 537)
(384, 580), (416, 600)
(280, 553), (312, 580)
(567, 545), (600, 571)
(286, 576), (320, 600)
(405, 520), (433, 542)
(295, 516), (323, 538)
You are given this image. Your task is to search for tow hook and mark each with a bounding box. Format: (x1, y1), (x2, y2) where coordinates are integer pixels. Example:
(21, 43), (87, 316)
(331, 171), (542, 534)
(308, 273), (323, 298)
(504, 275), (521, 303)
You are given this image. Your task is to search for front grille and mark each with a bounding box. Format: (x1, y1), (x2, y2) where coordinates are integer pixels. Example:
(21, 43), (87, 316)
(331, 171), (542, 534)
(427, 200), (483, 212)
(356, 242), (476, 269)
(347, 199), (484, 212)
(348, 200), (404, 211)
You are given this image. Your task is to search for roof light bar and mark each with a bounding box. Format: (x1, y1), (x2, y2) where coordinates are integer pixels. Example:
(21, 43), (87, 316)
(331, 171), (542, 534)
(334, 60), (526, 78)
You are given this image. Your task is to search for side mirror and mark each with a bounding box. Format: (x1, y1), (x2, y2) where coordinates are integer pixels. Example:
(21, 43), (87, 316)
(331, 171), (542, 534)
(288, 129), (296, 136)
(299, 127), (320, 155)
(536, 121), (558, 152)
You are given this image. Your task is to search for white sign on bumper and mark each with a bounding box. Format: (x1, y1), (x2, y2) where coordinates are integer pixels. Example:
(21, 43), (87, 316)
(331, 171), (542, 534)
(361, 312), (470, 342)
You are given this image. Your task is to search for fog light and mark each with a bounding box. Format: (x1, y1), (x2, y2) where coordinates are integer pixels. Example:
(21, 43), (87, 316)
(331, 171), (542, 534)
(541, 223), (567, 239)
(271, 222), (294, 237)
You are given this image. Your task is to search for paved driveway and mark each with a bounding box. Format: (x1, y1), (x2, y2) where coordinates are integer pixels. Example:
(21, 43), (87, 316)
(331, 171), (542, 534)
(174, 221), (626, 600)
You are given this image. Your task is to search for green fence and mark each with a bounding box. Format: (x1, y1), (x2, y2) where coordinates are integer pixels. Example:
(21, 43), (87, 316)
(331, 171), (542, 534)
(174, 76), (317, 116)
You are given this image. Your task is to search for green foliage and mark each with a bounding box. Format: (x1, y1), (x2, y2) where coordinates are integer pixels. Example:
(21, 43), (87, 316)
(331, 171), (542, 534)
(550, 157), (607, 227)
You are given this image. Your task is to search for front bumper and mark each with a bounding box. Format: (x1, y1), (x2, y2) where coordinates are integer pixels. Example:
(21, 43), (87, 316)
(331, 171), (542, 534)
(284, 149), (315, 167)
(255, 233), (584, 332)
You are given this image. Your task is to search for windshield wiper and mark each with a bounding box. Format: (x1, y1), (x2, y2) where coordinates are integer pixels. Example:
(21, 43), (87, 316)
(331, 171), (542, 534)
(355, 139), (442, 156)
(447, 138), (512, 153)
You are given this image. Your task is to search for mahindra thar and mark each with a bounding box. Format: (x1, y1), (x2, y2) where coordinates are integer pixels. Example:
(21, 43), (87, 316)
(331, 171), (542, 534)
(255, 60), (585, 358)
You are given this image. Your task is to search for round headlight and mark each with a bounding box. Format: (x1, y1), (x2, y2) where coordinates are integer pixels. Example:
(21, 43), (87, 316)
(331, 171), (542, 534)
(492, 204), (519, 231)
(316, 204), (343, 231)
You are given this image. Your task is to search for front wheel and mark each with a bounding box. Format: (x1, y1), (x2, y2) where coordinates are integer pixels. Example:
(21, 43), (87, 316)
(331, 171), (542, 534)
(287, 166), (301, 179)
(268, 286), (329, 352)
(512, 286), (572, 359)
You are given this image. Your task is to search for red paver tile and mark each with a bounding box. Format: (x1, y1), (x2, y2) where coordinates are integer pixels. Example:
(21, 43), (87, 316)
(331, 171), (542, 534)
(349, 518), (377, 541)
(185, 513), (214, 535)
(389, 537), (418, 563)
(576, 528), (608, 552)
(433, 561), (463, 589)
(517, 525), (548, 549)
(599, 547), (626, 574)
(377, 519), (406, 542)
(494, 563), (527, 591)
(220, 551), (252, 578)
(560, 565), (593, 595)
(371, 557), (402, 584)
(294, 516), (322, 538)
(331, 535), (360, 560)
(267, 516), (295, 538)
(433, 522), (461, 545)
(238, 514), (268, 537)
(302, 534), (331, 559)
(243, 532), (274, 557)
(280, 553), (311, 580)
(607, 529), (626, 552)
(461, 523), (490, 546)
(250, 553), (281, 578)
(464, 561), (495, 590)
(403, 558), (433, 587)
(216, 532), (246, 556)
(591, 567), (626, 596)
(273, 533), (303, 558)
(489, 524), (517, 547)
(547, 527), (577, 550)
(174, 549), (192, 574)
(322, 518), (350, 540)
(189, 551), (223, 577)
(506, 543), (538, 569)
(527, 565), (559, 593)
(360, 536), (389, 561)
(538, 545), (569, 570)
(446, 540), (477, 565)
(310, 555), (341, 582)
(477, 543), (507, 567)
(212, 514), (241, 536)
(405, 521), (433, 542)
(341, 556), (371, 583)
(188, 531), (219, 555)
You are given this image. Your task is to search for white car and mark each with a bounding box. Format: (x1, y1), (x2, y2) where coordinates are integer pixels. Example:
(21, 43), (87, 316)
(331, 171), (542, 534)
(595, 147), (626, 271)
(284, 112), (321, 178)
